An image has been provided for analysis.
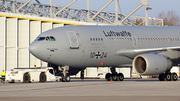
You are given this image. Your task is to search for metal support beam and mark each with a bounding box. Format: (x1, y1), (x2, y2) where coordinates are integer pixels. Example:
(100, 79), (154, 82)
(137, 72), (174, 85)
(141, 0), (148, 6)
(87, 0), (90, 22)
(90, 11), (113, 23)
(17, 0), (32, 11)
(145, 6), (148, 26)
(144, 0), (149, 26)
(115, 0), (118, 25)
(120, 0), (149, 25)
(91, 0), (113, 20)
(13, 0), (15, 13)
(120, 3), (143, 24)
(35, 0), (41, 4)
(118, 0), (122, 14)
(161, 19), (164, 26)
(50, 0), (53, 18)
(119, 0), (148, 25)
(55, 0), (77, 16)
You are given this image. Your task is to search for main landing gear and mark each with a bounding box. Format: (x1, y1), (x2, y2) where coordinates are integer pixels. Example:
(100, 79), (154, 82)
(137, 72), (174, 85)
(105, 67), (124, 81)
(158, 70), (178, 81)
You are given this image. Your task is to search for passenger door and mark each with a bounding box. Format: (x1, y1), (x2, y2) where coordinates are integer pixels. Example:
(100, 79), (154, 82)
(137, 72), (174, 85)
(67, 31), (79, 49)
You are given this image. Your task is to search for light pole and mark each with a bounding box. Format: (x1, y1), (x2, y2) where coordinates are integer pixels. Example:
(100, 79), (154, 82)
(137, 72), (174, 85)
(145, 6), (152, 26)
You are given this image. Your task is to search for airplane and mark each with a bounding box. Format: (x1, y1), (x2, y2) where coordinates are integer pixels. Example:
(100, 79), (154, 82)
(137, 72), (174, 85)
(29, 25), (180, 82)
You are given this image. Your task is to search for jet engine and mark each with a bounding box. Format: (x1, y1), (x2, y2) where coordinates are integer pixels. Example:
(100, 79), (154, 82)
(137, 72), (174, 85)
(133, 54), (173, 75)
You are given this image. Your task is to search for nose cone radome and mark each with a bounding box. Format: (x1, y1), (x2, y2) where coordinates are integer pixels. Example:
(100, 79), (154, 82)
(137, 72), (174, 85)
(29, 42), (40, 57)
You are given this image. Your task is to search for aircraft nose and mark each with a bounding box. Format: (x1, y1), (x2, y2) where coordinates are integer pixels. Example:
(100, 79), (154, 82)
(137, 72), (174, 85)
(29, 42), (39, 56)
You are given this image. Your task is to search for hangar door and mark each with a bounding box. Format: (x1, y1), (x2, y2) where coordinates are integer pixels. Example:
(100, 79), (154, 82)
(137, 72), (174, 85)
(67, 31), (79, 49)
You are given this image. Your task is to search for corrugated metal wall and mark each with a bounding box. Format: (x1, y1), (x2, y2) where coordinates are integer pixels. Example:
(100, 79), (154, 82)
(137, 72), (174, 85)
(0, 16), (64, 72)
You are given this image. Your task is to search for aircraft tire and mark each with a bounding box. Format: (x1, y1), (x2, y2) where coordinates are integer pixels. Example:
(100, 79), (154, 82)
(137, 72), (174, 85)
(112, 73), (118, 81)
(64, 76), (71, 82)
(117, 73), (124, 81)
(171, 73), (178, 81)
(23, 73), (31, 83)
(9, 81), (15, 83)
(105, 73), (111, 81)
(39, 72), (46, 82)
(60, 78), (63, 82)
(165, 73), (171, 81)
(8, 79), (15, 83)
(158, 74), (165, 81)
(61, 78), (65, 82)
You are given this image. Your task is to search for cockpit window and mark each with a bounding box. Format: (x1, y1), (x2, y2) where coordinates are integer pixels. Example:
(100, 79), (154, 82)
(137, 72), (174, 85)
(36, 36), (56, 41)
(37, 37), (45, 41)
(46, 37), (50, 41)
(50, 36), (56, 41)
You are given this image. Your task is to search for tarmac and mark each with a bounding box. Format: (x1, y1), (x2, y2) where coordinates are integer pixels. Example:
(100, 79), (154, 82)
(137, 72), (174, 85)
(0, 78), (180, 101)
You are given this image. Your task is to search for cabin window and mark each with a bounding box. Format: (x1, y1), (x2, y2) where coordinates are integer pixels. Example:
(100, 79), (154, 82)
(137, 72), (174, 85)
(162, 38), (164, 41)
(140, 38), (142, 41)
(169, 38), (172, 41)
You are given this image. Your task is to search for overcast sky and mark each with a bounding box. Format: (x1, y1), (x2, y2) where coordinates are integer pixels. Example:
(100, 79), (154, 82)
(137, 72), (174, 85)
(19, 0), (180, 18)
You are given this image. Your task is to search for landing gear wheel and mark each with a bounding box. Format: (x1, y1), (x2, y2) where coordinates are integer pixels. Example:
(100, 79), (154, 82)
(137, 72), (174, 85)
(60, 78), (63, 82)
(165, 73), (171, 81)
(61, 77), (65, 82)
(105, 73), (111, 81)
(171, 73), (178, 81)
(158, 74), (165, 81)
(112, 73), (118, 81)
(9, 82), (15, 83)
(39, 72), (46, 82)
(23, 73), (30, 83)
(117, 73), (124, 81)
(64, 76), (71, 82)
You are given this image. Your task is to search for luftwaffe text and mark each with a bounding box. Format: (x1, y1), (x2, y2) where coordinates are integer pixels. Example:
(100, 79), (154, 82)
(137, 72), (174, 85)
(103, 30), (131, 37)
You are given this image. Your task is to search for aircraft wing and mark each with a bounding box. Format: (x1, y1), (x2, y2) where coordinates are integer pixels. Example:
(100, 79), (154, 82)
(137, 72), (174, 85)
(114, 46), (180, 59)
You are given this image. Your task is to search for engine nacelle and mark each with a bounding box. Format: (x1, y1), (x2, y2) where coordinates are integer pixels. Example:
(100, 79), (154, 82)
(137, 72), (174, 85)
(133, 54), (173, 75)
